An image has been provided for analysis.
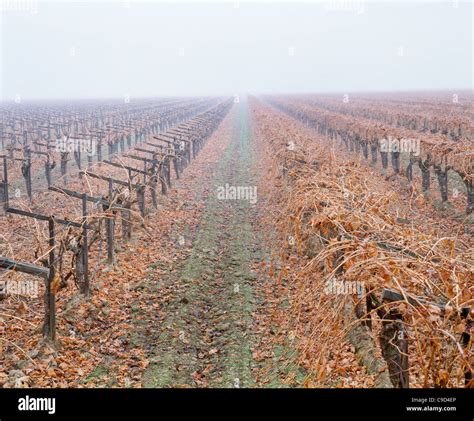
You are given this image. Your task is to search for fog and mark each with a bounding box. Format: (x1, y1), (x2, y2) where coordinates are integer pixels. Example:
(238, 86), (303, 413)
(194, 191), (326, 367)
(0, 0), (471, 100)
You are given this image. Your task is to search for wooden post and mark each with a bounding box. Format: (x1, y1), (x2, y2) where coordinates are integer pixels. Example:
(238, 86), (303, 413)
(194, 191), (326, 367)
(377, 307), (409, 388)
(0, 256), (53, 338)
(173, 157), (180, 179)
(106, 179), (115, 265)
(391, 151), (401, 174)
(166, 157), (171, 187)
(122, 201), (132, 240)
(0, 256), (49, 277)
(406, 154), (415, 183)
(123, 170), (132, 240)
(44, 217), (56, 341)
(2, 156), (8, 211)
(465, 179), (473, 214)
(97, 140), (102, 162)
(21, 149), (32, 202)
(74, 145), (82, 170)
(419, 156), (431, 193)
(87, 139), (93, 168)
(160, 162), (167, 195)
(150, 162), (158, 208)
(81, 194), (89, 296)
(434, 164), (449, 202)
(60, 152), (68, 184)
(44, 157), (55, 187)
(380, 150), (388, 169)
(150, 177), (158, 208)
(186, 141), (192, 165)
(137, 184), (146, 219)
(460, 307), (472, 386)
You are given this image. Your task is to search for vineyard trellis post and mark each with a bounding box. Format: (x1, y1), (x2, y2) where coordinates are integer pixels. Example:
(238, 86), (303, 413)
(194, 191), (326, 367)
(0, 256), (55, 340)
(0, 98), (232, 343)
(21, 148), (33, 202)
(1, 156), (9, 211)
(81, 194), (89, 295)
(106, 179), (115, 266)
(460, 307), (473, 386)
(45, 217), (56, 341)
(374, 288), (473, 387)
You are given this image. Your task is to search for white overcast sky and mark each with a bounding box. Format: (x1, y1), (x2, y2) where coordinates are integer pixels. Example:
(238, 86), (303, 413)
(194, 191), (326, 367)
(0, 0), (472, 100)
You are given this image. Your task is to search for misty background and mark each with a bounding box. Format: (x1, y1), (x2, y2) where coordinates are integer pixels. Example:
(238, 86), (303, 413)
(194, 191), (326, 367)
(0, 0), (472, 100)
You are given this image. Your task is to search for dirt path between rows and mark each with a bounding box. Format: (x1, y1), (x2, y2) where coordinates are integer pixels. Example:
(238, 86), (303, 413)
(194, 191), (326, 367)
(112, 102), (299, 387)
